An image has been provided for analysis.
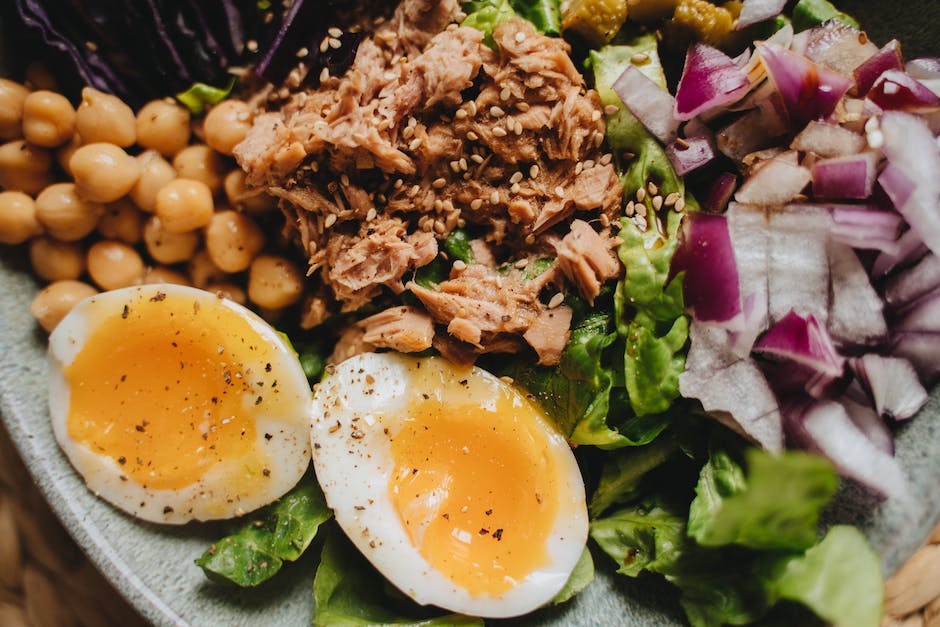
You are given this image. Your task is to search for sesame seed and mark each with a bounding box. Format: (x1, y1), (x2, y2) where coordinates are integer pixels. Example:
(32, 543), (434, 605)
(514, 31), (526, 43)
(625, 201), (636, 216)
(296, 47), (309, 58)
(492, 127), (508, 137)
(449, 160), (460, 173)
(554, 186), (565, 197)
(453, 260), (467, 271)
(591, 110), (602, 122)
(340, 174), (350, 186)
(434, 220), (446, 234)
(636, 187), (646, 202)
(470, 154), (484, 164)
(529, 164), (540, 178)
(652, 195), (664, 210)
(583, 159), (595, 170)
(366, 208), (377, 221)
(631, 52), (650, 65)
(635, 203), (648, 217)
(490, 105), (506, 117)
(328, 27), (343, 38)
(408, 137), (423, 151)
(514, 121), (523, 135)
(675, 197), (686, 212)
(433, 199), (444, 211)
(674, 136), (690, 149)
(459, 157), (468, 171)
(432, 177), (447, 189)
(324, 214), (337, 228)
(319, 67), (330, 82)
(455, 108), (468, 119)
(393, 178), (403, 189)
(515, 258), (529, 268)
(319, 37), (330, 53)
(604, 104), (619, 116)
(664, 192), (679, 207)
(525, 234), (536, 245)
(600, 153), (612, 165)
(648, 181), (659, 196)
(490, 191), (500, 204)
(466, 131), (479, 141)
(328, 37), (342, 49)
(402, 126), (415, 139)
(575, 162), (584, 174)
(510, 171), (524, 184)
(500, 87), (511, 101)
(246, 39), (258, 52)
(517, 101), (530, 112)
(548, 292), (564, 309)
(468, 101), (478, 116)
(593, 132), (604, 147)
(599, 213), (610, 227)
(510, 183), (521, 194)
(470, 198), (483, 210)
(410, 185), (420, 196)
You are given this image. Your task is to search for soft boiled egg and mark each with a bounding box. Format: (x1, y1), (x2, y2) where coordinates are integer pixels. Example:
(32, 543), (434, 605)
(310, 352), (588, 618)
(47, 284), (312, 524)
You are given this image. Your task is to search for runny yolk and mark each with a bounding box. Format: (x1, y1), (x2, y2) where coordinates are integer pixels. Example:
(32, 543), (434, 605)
(64, 292), (271, 491)
(388, 388), (560, 597)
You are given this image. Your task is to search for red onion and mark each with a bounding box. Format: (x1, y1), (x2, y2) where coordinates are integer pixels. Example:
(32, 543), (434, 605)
(756, 42), (854, 127)
(827, 241), (888, 346)
(840, 383), (894, 455)
(791, 120), (867, 158)
(672, 213), (742, 324)
(829, 205), (902, 254)
(802, 21), (878, 78)
(892, 332), (940, 383)
(855, 40), (904, 96)
(675, 43), (751, 121)
(871, 228), (928, 278)
(878, 163), (916, 213)
(612, 65), (679, 144)
(766, 205), (832, 325)
(734, 0), (786, 29)
(754, 310), (844, 378)
(810, 152), (879, 200)
(868, 70), (940, 112)
(880, 112), (940, 256)
(666, 133), (715, 175)
(717, 100), (788, 161)
(896, 288), (940, 334)
(702, 172), (738, 214)
(853, 354), (928, 421)
(735, 156), (811, 206)
(885, 254), (940, 308)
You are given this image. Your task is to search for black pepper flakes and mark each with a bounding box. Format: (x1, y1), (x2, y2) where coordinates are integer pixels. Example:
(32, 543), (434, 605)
(479, 528), (490, 535)
(163, 506), (174, 514)
(121, 305), (130, 319)
(493, 528), (503, 541)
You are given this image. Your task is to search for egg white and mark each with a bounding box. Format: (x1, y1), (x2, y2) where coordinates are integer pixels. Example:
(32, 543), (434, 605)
(47, 284), (313, 524)
(310, 352), (588, 618)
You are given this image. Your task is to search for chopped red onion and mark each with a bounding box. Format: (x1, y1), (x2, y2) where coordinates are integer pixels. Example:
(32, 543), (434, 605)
(855, 40), (904, 96)
(811, 152), (879, 200)
(735, 0), (786, 29)
(727, 203), (772, 348)
(896, 288), (940, 334)
(756, 42), (854, 127)
(675, 43), (751, 121)
(907, 57), (940, 77)
(880, 112), (940, 256)
(791, 120), (867, 158)
(702, 172), (738, 214)
(754, 310), (844, 378)
(735, 156), (811, 206)
(613, 65), (679, 144)
(717, 100), (789, 161)
(885, 254), (940, 308)
(829, 205), (902, 254)
(892, 332), (940, 383)
(878, 163), (916, 214)
(840, 382), (894, 455)
(871, 228), (928, 278)
(672, 213), (742, 323)
(794, 400), (911, 500)
(853, 354), (928, 421)
(803, 21), (879, 78)
(766, 205), (832, 324)
(827, 242), (888, 346)
(868, 70), (940, 112)
(666, 133), (715, 175)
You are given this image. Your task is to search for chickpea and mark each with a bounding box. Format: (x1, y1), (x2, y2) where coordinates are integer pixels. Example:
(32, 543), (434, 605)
(29, 236), (85, 281)
(97, 198), (143, 244)
(128, 150), (176, 213)
(205, 210), (265, 273)
(70, 143), (141, 203)
(86, 240), (146, 290)
(0, 79), (30, 139)
(56, 133), (83, 178)
(248, 254), (303, 310)
(35, 183), (103, 241)
(172, 145), (226, 196)
(22, 90), (75, 147)
(207, 282), (247, 305)
(154, 178), (214, 233)
(24, 63), (57, 92)
(143, 216), (199, 264)
(75, 87), (136, 147)
(223, 169), (278, 214)
(136, 99), (190, 157)
(0, 191), (43, 244)
(30, 280), (97, 333)
(0, 140), (54, 195)
(141, 266), (189, 285)
(204, 100), (252, 156)
(188, 249), (227, 288)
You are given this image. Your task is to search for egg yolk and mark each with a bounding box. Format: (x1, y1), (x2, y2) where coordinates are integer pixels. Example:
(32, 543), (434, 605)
(388, 386), (560, 597)
(64, 291), (279, 491)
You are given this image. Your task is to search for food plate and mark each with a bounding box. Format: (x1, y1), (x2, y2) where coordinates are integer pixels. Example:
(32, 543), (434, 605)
(0, 1), (939, 625)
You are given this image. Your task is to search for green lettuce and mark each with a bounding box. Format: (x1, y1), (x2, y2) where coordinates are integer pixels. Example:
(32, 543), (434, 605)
(551, 547), (595, 604)
(196, 479), (332, 586)
(688, 446), (839, 551)
(313, 529), (482, 626)
(462, 0), (561, 39)
(510, 0), (562, 34)
(589, 432), (680, 517)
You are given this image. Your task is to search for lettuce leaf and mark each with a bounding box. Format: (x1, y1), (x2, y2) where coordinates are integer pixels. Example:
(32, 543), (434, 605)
(196, 479), (332, 587)
(622, 312), (689, 417)
(589, 432), (680, 517)
(551, 546), (595, 604)
(688, 445), (839, 551)
(313, 529), (482, 627)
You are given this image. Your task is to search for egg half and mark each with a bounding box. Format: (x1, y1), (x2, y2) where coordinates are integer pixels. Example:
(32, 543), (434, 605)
(310, 352), (588, 618)
(47, 284), (312, 524)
